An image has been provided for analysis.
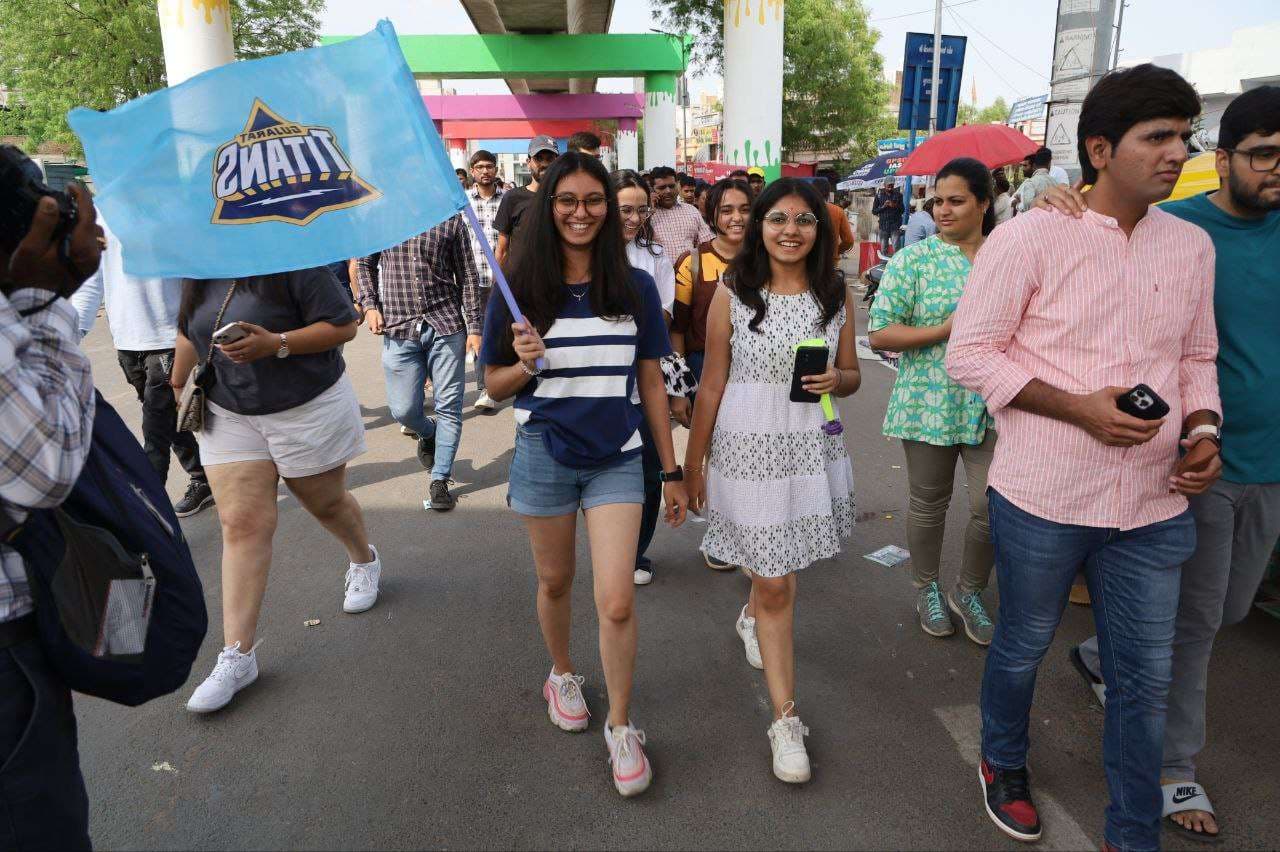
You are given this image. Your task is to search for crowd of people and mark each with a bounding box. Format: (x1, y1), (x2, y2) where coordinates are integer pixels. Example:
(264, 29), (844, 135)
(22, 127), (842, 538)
(1, 62), (1277, 851)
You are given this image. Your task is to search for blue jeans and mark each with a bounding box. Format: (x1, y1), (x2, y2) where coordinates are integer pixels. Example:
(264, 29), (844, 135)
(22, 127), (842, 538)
(381, 324), (465, 480)
(508, 423), (645, 516)
(981, 489), (1196, 851)
(686, 349), (705, 407)
(0, 636), (91, 851)
(636, 416), (662, 570)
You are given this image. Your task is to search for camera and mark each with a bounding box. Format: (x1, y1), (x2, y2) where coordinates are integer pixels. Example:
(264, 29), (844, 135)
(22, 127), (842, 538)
(0, 144), (79, 254)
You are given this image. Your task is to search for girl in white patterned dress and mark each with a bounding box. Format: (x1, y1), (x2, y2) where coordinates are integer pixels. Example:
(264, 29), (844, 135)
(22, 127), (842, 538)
(684, 178), (859, 783)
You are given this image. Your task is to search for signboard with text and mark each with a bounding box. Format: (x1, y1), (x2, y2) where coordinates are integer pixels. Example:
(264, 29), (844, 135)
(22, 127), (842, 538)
(897, 32), (967, 132)
(1045, 0), (1116, 174)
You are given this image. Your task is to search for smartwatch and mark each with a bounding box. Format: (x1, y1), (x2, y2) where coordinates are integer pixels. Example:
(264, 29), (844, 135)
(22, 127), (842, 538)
(658, 465), (684, 482)
(1185, 424), (1221, 448)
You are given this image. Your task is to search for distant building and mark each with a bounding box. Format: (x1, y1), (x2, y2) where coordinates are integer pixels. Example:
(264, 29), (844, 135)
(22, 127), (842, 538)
(1124, 23), (1280, 147)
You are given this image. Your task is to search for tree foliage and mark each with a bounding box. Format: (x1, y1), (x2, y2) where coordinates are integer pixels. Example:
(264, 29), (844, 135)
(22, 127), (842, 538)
(957, 96), (1010, 126)
(0, 0), (323, 153)
(657, 0), (888, 161)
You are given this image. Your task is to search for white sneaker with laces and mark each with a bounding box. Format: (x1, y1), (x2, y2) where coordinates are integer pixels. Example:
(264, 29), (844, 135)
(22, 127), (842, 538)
(735, 605), (764, 670)
(474, 392), (496, 411)
(768, 702), (812, 783)
(543, 669), (590, 732)
(604, 722), (653, 797)
(186, 641), (261, 713)
(343, 545), (382, 614)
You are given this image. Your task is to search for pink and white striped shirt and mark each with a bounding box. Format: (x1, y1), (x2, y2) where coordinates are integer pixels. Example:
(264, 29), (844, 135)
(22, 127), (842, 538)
(946, 207), (1220, 530)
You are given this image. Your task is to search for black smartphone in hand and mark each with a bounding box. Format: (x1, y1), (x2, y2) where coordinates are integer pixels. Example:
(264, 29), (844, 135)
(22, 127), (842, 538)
(790, 345), (829, 403)
(1116, 383), (1170, 421)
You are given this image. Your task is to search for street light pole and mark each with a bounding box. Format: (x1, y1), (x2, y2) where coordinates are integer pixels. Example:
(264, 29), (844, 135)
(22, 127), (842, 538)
(1111, 1), (1127, 70)
(928, 0), (942, 135)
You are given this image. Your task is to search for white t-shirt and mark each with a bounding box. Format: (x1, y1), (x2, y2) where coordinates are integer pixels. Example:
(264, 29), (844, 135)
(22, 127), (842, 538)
(626, 239), (676, 317)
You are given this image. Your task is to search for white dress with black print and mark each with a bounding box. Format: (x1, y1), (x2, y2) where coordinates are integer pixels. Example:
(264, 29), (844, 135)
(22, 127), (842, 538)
(702, 289), (856, 576)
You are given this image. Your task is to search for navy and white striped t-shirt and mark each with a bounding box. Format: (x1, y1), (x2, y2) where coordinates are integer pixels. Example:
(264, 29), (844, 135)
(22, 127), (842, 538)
(480, 270), (671, 469)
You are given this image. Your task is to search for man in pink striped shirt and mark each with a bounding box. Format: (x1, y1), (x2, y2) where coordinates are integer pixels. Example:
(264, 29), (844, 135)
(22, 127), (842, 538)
(946, 64), (1223, 851)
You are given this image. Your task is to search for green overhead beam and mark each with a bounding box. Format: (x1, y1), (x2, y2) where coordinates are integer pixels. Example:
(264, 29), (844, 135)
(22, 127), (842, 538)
(320, 33), (691, 79)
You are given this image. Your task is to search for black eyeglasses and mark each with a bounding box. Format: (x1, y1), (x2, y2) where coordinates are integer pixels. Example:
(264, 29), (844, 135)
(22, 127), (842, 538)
(1223, 146), (1280, 173)
(553, 193), (608, 215)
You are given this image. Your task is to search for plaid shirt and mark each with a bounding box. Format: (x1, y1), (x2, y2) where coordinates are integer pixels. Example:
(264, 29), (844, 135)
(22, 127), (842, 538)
(355, 213), (483, 339)
(650, 201), (713, 269)
(467, 185), (503, 289)
(0, 290), (96, 623)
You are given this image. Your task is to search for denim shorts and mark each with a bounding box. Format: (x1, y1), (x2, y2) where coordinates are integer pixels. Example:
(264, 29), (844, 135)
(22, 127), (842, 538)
(508, 422), (645, 516)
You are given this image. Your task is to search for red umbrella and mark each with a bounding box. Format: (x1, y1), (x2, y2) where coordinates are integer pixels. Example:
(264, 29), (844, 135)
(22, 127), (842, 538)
(898, 124), (1039, 176)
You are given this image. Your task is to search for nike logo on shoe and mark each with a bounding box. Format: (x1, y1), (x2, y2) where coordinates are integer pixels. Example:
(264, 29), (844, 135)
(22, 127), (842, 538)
(1171, 786), (1200, 804)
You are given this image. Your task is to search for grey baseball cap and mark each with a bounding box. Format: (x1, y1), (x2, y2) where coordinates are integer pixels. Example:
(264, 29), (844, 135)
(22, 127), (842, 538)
(528, 135), (560, 157)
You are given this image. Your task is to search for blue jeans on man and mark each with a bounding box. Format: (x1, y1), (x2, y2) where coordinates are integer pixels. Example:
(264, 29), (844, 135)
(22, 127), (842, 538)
(981, 489), (1196, 851)
(381, 323), (466, 481)
(0, 631), (92, 851)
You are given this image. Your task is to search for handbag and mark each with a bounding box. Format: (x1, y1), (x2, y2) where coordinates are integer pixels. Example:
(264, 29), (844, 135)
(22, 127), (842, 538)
(659, 245), (702, 399)
(176, 281), (237, 434)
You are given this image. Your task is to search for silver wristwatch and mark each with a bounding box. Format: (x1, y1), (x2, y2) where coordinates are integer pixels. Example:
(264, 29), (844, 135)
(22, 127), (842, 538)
(275, 332), (290, 359)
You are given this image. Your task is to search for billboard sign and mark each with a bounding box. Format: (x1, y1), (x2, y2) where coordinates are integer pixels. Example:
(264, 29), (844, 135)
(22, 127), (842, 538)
(897, 32), (967, 132)
(1045, 0), (1117, 174)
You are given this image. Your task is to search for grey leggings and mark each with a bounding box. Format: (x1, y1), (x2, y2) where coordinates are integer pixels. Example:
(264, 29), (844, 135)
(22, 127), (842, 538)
(902, 432), (996, 592)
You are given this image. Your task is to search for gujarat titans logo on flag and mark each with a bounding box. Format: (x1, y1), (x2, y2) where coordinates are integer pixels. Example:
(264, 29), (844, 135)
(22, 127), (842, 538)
(212, 99), (380, 225)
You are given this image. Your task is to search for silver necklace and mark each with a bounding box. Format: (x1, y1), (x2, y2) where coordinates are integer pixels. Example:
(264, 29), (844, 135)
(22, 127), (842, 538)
(567, 283), (589, 300)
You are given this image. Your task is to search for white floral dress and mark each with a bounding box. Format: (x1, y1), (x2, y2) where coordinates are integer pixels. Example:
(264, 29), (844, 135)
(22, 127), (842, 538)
(701, 289), (856, 576)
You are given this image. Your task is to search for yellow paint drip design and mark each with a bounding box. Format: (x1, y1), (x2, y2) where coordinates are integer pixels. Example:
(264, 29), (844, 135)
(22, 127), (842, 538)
(166, 0), (231, 28)
(726, 0), (783, 28)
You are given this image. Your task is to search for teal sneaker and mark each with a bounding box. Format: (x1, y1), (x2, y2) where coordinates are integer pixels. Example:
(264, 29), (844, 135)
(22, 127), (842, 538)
(916, 581), (955, 638)
(948, 586), (995, 646)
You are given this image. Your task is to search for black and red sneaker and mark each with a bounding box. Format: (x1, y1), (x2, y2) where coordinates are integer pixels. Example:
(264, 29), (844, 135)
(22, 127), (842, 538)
(979, 758), (1042, 842)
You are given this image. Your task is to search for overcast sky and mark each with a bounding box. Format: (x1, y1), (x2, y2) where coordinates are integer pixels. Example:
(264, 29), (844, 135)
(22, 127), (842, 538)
(321, 0), (1278, 108)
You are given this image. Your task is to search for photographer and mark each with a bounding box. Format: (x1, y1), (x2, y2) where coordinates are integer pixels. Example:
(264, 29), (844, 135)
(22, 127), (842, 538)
(0, 168), (104, 850)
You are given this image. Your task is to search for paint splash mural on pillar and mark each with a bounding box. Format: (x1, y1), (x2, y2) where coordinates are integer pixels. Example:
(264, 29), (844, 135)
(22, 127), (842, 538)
(727, 0), (784, 28)
(160, 0), (231, 28)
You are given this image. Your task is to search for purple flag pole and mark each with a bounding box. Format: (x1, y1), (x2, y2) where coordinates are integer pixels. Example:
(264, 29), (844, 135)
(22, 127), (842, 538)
(461, 202), (545, 371)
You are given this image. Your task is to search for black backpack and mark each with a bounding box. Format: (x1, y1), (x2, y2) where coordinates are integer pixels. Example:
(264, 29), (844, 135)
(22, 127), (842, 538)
(7, 391), (207, 706)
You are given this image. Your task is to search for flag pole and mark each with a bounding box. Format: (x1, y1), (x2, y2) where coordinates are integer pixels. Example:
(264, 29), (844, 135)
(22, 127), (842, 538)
(460, 203), (546, 370)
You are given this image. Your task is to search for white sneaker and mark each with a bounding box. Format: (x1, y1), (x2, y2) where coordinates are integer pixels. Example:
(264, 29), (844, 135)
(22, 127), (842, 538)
(736, 605), (764, 670)
(604, 722), (653, 797)
(474, 392), (496, 411)
(543, 669), (590, 732)
(633, 566), (653, 585)
(768, 704), (812, 783)
(399, 424), (416, 437)
(186, 641), (261, 713)
(343, 545), (382, 613)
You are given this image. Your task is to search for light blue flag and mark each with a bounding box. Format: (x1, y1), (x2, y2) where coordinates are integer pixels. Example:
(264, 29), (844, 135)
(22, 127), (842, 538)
(67, 20), (467, 279)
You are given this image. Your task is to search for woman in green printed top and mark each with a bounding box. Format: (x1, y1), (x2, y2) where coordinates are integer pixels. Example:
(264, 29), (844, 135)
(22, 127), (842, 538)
(868, 158), (998, 647)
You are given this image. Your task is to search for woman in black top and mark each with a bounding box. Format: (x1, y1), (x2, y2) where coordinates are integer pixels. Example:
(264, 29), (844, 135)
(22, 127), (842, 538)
(171, 267), (379, 715)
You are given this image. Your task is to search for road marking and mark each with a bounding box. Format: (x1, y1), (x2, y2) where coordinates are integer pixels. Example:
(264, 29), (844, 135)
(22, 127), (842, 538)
(935, 704), (1094, 851)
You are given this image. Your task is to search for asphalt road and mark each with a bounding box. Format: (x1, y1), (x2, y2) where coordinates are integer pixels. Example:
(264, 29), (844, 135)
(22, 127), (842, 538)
(73, 298), (1280, 850)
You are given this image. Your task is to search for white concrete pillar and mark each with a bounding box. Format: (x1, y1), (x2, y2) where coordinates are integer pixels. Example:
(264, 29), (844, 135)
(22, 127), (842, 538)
(643, 73), (677, 170)
(157, 0), (236, 86)
(723, 0), (784, 181)
(617, 120), (639, 172)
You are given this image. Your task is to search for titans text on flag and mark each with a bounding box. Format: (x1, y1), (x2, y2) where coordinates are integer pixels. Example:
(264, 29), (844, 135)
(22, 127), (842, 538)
(212, 99), (380, 226)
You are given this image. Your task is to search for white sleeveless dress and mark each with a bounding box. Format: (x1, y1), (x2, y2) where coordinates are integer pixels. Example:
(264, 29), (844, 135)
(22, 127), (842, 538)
(701, 289), (856, 577)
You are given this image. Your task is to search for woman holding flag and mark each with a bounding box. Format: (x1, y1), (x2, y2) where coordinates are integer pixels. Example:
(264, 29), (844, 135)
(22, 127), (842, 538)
(480, 152), (688, 798)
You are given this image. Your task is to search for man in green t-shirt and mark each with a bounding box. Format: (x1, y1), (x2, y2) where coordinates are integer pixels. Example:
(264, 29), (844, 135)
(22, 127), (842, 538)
(1039, 85), (1280, 842)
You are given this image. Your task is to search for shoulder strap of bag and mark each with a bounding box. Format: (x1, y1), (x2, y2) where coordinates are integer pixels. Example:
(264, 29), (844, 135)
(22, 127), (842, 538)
(691, 243), (702, 287)
(201, 282), (238, 366)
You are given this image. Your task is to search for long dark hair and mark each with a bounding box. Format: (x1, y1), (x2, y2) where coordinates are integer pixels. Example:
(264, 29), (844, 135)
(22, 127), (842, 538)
(501, 152), (638, 360)
(726, 177), (841, 333)
(703, 178), (753, 233)
(935, 157), (997, 236)
(610, 169), (661, 258)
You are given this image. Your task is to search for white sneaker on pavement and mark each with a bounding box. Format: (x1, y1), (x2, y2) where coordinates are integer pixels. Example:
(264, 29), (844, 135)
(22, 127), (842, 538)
(735, 605), (764, 670)
(186, 641), (261, 713)
(343, 545), (382, 614)
(474, 392), (496, 411)
(543, 669), (590, 732)
(633, 566), (653, 585)
(604, 722), (653, 797)
(768, 702), (812, 783)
